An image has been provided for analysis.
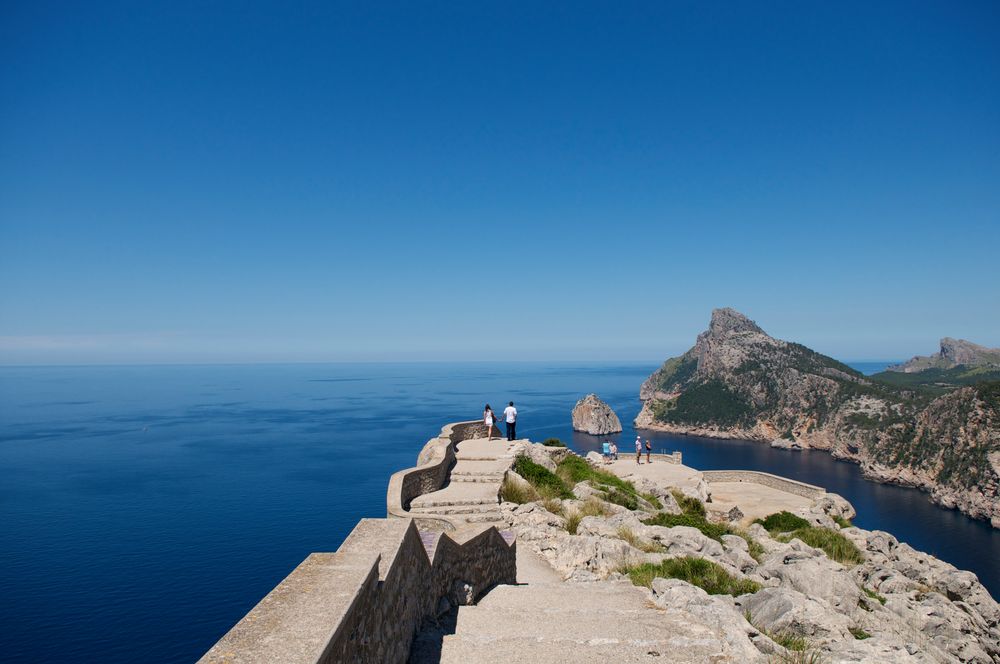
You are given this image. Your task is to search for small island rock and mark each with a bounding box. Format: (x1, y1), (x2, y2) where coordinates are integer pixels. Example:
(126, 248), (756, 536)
(572, 393), (623, 434)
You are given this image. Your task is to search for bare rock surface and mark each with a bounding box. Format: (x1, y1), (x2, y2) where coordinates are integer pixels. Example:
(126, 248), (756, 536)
(571, 393), (622, 434)
(478, 442), (1000, 663)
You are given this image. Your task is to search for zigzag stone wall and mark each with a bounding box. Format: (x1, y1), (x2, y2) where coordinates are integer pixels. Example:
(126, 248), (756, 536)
(198, 518), (516, 664)
(200, 420), (516, 664)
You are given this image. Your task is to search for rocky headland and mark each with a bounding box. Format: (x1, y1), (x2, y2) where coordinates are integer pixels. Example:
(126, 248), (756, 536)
(571, 393), (623, 434)
(889, 338), (1000, 373)
(499, 441), (1000, 663)
(634, 309), (1000, 528)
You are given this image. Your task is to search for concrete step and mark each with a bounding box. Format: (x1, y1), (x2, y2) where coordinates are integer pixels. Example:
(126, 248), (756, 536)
(454, 455), (512, 461)
(409, 504), (500, 516)
(451, 475), (504, 483)
(455, 606), (668, 641)
(476, 583), (653, 612)
(465, 513), (504, 523)
(409, 482), (499, 509)
(439, 633), (719, 664)
(410, 496), (498, 508)
(451, 459), (510, 475)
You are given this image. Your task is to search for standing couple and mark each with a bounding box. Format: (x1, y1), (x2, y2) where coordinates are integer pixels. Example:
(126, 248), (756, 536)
(483, 402), (517, 441)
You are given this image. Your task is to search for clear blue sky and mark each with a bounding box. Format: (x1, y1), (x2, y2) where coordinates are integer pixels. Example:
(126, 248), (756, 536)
(1, 1), (998, 364)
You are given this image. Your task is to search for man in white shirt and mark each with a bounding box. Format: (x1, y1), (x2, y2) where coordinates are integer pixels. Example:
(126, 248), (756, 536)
(503, 401), (517, 441)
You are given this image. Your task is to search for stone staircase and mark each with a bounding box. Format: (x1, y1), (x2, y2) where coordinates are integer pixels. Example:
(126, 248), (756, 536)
(407, 437), (521, 526)
(437, 580), (731, 663)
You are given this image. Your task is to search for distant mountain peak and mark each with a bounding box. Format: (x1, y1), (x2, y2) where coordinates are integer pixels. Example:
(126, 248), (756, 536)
(707, 308), (764, 338)
(889, 338), (1000, 373)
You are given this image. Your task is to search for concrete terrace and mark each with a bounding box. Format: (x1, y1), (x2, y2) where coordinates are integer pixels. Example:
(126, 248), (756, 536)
(708, 480), (814, 522)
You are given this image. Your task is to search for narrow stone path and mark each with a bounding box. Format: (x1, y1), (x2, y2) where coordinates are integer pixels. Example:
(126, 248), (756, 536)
(408, 437), (523, 526)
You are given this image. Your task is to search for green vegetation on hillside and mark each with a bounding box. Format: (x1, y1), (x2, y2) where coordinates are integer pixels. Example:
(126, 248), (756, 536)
(510, 454), (653, 511)
(849, 626), (872, 640)
(645, 494), (764, 560)
(512, 456), (573, 499)
(652, 379), (753, 426)
(555, 454), (644, 509)
(754, 511), (862, 565)
(625, 556), (760, 595)
(671, 489), (707, 517)
(862, 587), (886, 605)
(753, 511), (810, 532)
(778, 527), (864, 565)
(870, 366), (1000, 394)
(652, 354), (698, 391)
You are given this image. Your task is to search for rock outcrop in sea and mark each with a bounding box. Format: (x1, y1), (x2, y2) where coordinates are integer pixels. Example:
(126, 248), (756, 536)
(571, 393), (622, 434)
(635, 308), (1000, 528)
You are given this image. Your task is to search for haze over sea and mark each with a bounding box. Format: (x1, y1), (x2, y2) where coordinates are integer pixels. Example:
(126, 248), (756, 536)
(1, 361), (998, 664)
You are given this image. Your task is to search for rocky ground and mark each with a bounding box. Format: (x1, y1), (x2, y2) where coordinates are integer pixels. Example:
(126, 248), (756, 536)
(499, 443), (1000, 663)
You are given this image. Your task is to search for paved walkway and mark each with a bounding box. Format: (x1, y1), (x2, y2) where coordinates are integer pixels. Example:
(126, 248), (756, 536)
(408, 437), (523, 525)
(603, 454), (705, 493)
(437, 580), (736, 663)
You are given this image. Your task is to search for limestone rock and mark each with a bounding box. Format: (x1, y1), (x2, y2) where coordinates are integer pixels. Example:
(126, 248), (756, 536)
(510, 442), (557, 472)
(650, 579), (768, 662)
(756, 540), (861, 613)
(501, 452), (1000, 664)
(571, 393), (622, 435)
(738, 587), (853, 644)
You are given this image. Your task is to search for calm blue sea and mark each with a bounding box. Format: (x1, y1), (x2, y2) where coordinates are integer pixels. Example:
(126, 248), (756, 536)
(1, 361), (997, 663)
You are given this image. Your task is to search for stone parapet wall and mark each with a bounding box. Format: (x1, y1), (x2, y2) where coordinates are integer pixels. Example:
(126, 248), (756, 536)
(199, 518), (516, 664)
(387, 420), (485, 530)
(702, 470), (826, 499)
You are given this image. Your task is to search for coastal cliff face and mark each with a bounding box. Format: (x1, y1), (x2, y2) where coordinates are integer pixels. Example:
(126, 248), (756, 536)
(636, 309), (1000, 527)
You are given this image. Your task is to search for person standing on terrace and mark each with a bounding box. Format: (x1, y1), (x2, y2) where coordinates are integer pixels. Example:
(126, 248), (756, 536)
(503, 401), (517, 441)
(484, 404), (497, 441)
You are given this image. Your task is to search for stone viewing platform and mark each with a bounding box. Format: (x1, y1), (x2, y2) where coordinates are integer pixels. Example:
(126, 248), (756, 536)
(201, 421), (1000, 664)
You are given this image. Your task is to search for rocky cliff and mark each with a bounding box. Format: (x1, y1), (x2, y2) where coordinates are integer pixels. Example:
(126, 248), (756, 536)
(635, 309), (1000, 527)
(889, 338), (1000, 373)
(572, 393), (623, 435)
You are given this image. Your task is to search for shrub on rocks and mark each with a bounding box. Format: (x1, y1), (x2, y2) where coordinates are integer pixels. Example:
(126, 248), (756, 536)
(776, 527), (864, 566)
(643, 512), (765, 562)
(557, 455), (639, 498)
(563, 497), (611, 535)
(671, 489), (707, 517)
(541, 437), (566, 447)
(754, 511), (811, 533)
(616, 526), (666, 553)
(499, 476), (538, 504)
(625, 556), (761, 596)
(512, 456), (573, 499)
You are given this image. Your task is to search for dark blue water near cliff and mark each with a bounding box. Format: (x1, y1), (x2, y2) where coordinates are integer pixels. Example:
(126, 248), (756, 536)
(1, 362), (997, 663)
